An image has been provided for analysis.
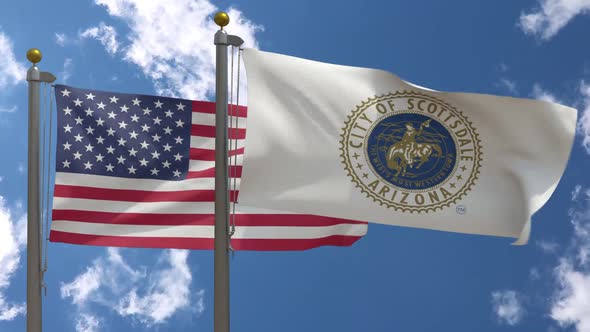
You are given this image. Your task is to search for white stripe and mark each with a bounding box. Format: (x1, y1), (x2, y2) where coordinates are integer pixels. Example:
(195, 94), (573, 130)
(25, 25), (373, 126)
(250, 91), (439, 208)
(55, 172), (240, 191)
(51, 220), (366, 239)
(53, 198), (313, 214)
(188, 155), (243, 171)
(190, 136), (245, 150)
(192, 112), (247, 128)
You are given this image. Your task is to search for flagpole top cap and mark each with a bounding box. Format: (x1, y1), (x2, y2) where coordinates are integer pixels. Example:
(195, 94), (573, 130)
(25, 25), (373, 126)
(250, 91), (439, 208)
(26, 48), (42, 64)
(214, 12), (230, 29)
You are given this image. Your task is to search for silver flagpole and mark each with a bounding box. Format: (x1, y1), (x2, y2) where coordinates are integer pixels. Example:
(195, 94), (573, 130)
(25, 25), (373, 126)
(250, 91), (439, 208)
(213, 12), (243, 332)
(25, 49), (55, 332)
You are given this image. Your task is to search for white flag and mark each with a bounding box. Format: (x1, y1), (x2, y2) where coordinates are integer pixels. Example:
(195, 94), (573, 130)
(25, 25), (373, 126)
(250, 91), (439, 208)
(240, 49), (577, 244)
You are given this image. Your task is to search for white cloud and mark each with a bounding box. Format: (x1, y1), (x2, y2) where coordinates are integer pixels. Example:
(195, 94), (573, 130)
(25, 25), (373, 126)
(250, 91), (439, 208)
(60, 58), (74, 83)
(79, 22), (119, 55)
(551, 261), (590, 332)
(0, 106), (16, 113)
(519, 0), (590, 40)
(497, 78), (519, 95)
(579, 81), (590, 154)
(75, 313), (101, 332)
(549, 186), (590, 331)
(0, 196), (26, 321)
(538, 240), (560, 254)
(0, 30), (26, 88)
(17, 163), (24, 174)
(55, 33), (67, 46)
(61, 248), (199, 329)
(93, 0), (262, 102)
(491, 290), (525, 326)
(531, 83), (561, 103)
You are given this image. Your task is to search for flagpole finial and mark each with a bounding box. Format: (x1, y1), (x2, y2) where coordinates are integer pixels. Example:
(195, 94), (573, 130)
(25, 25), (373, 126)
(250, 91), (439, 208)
(214, 11), (230, 29)
(26, 48), (42, 64)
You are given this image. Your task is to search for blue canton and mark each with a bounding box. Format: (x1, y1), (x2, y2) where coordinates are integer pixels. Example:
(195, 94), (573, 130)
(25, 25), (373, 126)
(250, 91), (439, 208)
(55, 85), (192, 180)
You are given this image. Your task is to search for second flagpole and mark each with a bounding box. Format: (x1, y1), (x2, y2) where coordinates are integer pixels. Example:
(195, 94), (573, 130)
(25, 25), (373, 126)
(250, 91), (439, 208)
(213, 12), (243, 332)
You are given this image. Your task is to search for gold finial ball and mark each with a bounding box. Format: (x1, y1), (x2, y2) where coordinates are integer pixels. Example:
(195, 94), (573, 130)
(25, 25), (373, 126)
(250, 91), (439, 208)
(26, 48), (42, 64)
(214, 11), (230, 28)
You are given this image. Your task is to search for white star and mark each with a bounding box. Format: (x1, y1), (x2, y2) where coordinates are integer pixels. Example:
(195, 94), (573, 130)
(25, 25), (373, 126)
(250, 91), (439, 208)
(62, 160), (71, 168)
(73, 98), (83, 106)
(117, 155), (126, 164)
(105, 163), (114, 172)
(120, 105), (129, 112)
(129, 131), (139, 139)
(152, 133), (161, 142)
(173, 169), (181, 177)
(107, 111), (117, 119)
(95, 153), (105, 162)
(117, 137), (127, 146)
(128, 148), (138, 157)
(143, 107), (152, 115)
(162, 160), (171, 168)
(73, 151), (82, 160)
(85, 93), (95, 100)
(128, 165), (137, 174)
(106, 145), (115, 154)
(109, 96), (119, 103)
(96, 102), (106, 110)
(74, 116), (84, 125)
(63, 142), (72, 150)
(164, 110), (173, 118)
(151, 150), (160, 159)
(84, 108), (94, 116)
(61, 89), (71, 97)
(130, 114), (140, 122)
(84, 161), (93, 169)
(162, 143), (172, 152)
(85, 126), (95, 135)
(85, 144), (94, 152)
(173, 153), (182, 161)
(132, 98), (141, 106)
(176, 103), (186, 111)
(95, 117), (105, 126)
(106, 128), (116, 136)
(74, 134), (84, 142)
(163, 127), (173, 135)
(140, 141), (150, 149)
(63, 107), (72, 115)
(153, 117), (162, 125)
(139, 158), (149, 167)
(63, 124), (73, 133)
(141, 124), (150, 132)
(118, 121), (128, 129)
(150, 168), (160, 175)
(96, 136), (105, 144)
(154, 100), (163, 108)
(175, 119), (184, 128)
(174, 136), (184, 144)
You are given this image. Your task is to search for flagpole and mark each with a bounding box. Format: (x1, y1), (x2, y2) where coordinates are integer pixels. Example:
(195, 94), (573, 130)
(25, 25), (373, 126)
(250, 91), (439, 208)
(213, 12), (243, 332)
(25, 49), (55, 332)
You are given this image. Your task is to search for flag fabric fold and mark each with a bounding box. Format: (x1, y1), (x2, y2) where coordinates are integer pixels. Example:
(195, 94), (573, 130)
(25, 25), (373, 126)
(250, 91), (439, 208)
(238, 49), (577, 244)
(50, 84), (367, 250)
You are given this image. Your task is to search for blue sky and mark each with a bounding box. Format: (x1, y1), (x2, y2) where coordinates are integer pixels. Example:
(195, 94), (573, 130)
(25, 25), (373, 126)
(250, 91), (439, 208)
(1, 0), (590, 331)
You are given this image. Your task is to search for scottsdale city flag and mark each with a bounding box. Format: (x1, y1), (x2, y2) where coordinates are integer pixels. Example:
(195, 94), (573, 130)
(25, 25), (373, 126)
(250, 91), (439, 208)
(239, 49), (577, 244)
(49, 84), (367, 250)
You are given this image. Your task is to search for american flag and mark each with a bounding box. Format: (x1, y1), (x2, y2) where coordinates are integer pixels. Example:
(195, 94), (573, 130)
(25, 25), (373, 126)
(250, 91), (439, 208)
(50, 85), (367, 250)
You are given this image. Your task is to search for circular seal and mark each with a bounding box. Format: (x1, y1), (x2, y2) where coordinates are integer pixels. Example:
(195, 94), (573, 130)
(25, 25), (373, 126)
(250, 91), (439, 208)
(340, 91), (482, 213)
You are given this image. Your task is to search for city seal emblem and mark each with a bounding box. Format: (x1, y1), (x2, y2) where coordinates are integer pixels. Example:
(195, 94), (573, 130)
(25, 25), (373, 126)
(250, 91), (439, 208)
(340, 91), (482, 213)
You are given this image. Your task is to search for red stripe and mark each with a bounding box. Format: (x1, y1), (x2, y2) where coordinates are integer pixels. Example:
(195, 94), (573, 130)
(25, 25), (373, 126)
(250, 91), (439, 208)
(192, 101), (247, 117)
(186, 166), (242, 178)
(54, 185), (238, 202)
(189, 147), (244, 161)
(191, 125), (246, 139)
(50, 231), (362, 251)
(52, 210), (368, 226)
